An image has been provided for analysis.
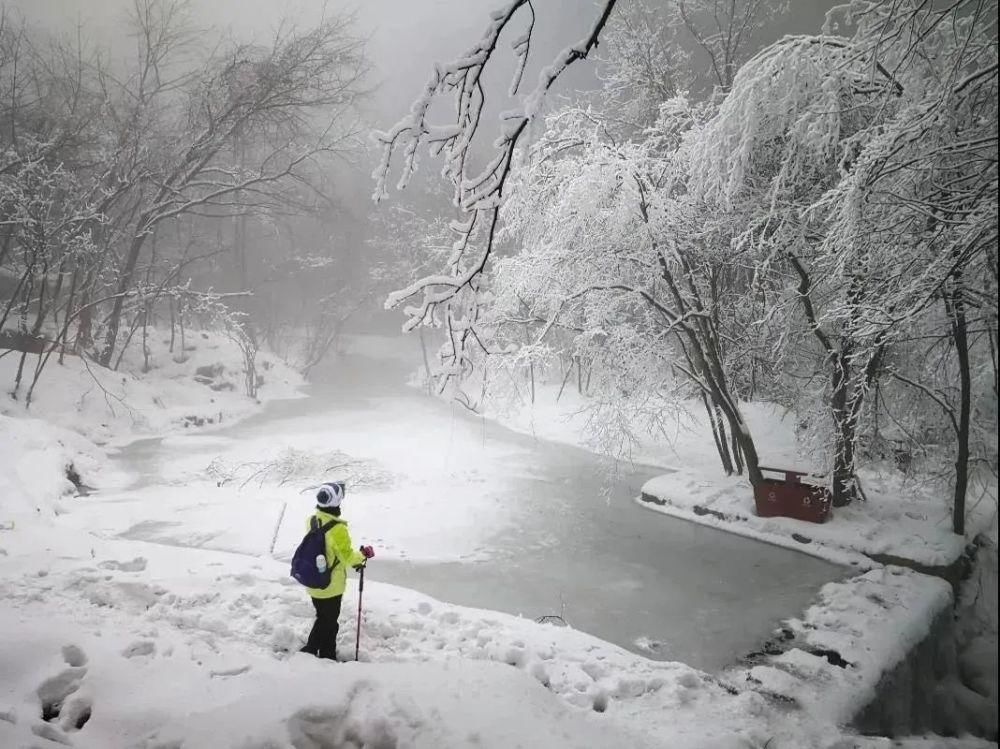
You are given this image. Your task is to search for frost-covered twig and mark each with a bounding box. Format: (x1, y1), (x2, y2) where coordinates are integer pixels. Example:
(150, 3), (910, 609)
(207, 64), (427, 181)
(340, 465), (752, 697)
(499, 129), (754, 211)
(373, 0), (620, 384)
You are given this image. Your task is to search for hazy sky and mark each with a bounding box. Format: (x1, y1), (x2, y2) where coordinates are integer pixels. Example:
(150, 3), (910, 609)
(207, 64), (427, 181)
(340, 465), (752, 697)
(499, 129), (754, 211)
(4, 0), (837, 217)
(5, 0), (837, 128)
(4, 0), (589, 122)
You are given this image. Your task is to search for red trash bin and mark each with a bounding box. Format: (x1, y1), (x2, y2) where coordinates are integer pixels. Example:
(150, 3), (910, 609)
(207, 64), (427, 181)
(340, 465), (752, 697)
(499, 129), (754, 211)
(753, 467), (831, 524)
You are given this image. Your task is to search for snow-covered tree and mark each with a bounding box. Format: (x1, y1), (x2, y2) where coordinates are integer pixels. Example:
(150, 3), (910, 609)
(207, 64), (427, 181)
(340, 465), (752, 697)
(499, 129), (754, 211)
(485, 101), (771, 476)
(374, 0), (620, 393)
(594, 0), (791, 140)
(690, 1), (997, 517)
(94, 0), (367, 367)
(1, 0), (370, 395)
(373, 0), (790, 472)
(376, 0), (996, 530)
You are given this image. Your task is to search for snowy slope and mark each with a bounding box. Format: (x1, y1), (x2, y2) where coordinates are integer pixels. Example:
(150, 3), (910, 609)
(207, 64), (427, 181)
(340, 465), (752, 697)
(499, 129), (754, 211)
(0, 328), (303, 447)
(0, 520), (784, 749)
(0, 413), (104, 518)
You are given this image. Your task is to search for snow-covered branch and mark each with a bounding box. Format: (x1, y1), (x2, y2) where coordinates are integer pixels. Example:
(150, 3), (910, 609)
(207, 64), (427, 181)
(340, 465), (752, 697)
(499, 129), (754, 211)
(373, 0), (620, 377)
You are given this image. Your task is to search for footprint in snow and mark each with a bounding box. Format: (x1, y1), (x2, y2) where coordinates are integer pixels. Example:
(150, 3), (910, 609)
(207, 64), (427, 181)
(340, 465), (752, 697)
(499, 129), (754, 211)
(37, 666), (84, 714)
(98, 557), (148, 572)
(62, 645), (87, 668)
(37, 645), (93, 732)
(122, 640), (156, 659)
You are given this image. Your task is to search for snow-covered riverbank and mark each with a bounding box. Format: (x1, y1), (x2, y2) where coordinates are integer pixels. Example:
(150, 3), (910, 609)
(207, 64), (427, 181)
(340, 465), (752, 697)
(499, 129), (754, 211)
(1, 335), (995, 747)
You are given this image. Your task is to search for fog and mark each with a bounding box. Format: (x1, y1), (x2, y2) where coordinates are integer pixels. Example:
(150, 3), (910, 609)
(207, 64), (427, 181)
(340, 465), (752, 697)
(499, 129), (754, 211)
(7, 0), (836, 131)
(6, 0), (589, 122)
(1, 4), (994, 743)
(0, 0), (847, 360)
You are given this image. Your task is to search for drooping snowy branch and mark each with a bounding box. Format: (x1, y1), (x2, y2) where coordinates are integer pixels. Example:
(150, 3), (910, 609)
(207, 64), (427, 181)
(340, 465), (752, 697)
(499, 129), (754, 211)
(373, 0), (620, 385)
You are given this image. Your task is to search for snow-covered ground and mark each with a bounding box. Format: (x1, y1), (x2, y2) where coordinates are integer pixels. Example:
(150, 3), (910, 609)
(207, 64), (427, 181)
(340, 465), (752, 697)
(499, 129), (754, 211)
(3, 502), (994, 748)
(83, 343), (847, 672)
(0, 521), (675, 749)
(1, 334), (996, 747)
(2, 453), (992, 748)
(0, 328), (303, 447)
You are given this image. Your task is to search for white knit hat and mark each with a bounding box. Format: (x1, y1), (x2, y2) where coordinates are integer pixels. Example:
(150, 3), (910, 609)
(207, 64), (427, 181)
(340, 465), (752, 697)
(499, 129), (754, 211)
(316, 482), (345, 508)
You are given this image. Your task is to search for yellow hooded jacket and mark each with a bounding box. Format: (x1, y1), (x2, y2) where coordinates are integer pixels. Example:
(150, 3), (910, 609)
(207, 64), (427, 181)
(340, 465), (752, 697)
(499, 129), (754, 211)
(306, 509), (366, 599)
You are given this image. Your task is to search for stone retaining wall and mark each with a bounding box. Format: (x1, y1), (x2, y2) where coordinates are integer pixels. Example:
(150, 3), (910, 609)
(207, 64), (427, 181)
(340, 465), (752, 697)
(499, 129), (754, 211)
(851, 605), (959, 736)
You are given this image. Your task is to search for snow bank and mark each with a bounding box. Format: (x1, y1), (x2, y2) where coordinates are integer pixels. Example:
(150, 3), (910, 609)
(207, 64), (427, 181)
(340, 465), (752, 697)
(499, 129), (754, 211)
(724, 565), (995, 741)
(1, 327), (303, 446)
(638, 471), (988, 569)
(732, 567), (953, 726)
(3, 340), (994, 748)
(0, 413), (103, 520)
(955, 526), (999, 737)
(0, 519), (805, 749)
(5, 519), (990, 748)
(0, 611), (656, 749)
(846, 738), (997, 749)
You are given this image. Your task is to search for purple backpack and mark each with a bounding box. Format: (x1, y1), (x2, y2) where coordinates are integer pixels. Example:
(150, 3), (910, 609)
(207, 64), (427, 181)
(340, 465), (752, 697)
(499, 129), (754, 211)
(290, 517), (338, 588)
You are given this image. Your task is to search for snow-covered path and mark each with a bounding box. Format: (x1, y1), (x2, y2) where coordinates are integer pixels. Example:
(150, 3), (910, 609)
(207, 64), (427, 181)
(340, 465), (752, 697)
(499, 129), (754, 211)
(73, 347), (847, 671)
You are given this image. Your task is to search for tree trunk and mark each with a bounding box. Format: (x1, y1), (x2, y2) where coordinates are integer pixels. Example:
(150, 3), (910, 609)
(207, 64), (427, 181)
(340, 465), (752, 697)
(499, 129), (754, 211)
(729, 415), (745, 474)
(703, 392), (735, 474)
(101, 231), (147, 367)
(557, 357), (575, 401)
(48, 256), (68, 331)
(114, 311), (143, 371)
(947, 283), (971, 537)
(76, 301), (93, 351)
(142, 304), (151, 373)
(0, 268), (30, 333)
(695, 335), (762, 485)
(178, 300), (187, 362)
(829, 352), (855, 507)
(13, 349), (28, 396)
(0, 229), (13, 270)
(59, 266), (80, 366)
(29, 256), (49, 337)
(723, 406), (763, 486)
(169, 296), (176, 354)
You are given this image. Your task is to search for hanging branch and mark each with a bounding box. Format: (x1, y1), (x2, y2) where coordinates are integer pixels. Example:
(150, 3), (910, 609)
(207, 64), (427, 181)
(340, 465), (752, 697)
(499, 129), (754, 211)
(373, 0), (620, 379)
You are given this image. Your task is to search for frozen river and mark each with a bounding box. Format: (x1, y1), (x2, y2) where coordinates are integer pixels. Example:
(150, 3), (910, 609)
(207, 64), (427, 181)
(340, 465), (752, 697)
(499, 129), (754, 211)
(104, 347), (846, 672)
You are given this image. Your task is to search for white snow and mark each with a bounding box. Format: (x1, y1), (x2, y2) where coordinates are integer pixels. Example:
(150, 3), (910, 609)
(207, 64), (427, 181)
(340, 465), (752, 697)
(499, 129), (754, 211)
(1, 336), (995, 748)
(733, 567), (953, 725)
(0, 413), (104, 519)
(0, 327), (303, 447)
(0, 519), (784, 749)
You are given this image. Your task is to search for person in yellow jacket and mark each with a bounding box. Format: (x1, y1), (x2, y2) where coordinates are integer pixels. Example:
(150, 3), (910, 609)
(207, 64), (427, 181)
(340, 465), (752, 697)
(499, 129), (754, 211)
(300, 481), (372, 660)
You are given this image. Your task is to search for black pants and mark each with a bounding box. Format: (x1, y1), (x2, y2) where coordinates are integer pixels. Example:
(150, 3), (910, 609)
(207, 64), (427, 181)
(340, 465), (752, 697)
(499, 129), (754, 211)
(302, 595), (342, 660)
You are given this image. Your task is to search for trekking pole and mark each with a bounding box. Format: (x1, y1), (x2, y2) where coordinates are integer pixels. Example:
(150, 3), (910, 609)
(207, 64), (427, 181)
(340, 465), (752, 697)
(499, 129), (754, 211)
(354, 562), (365, 661)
